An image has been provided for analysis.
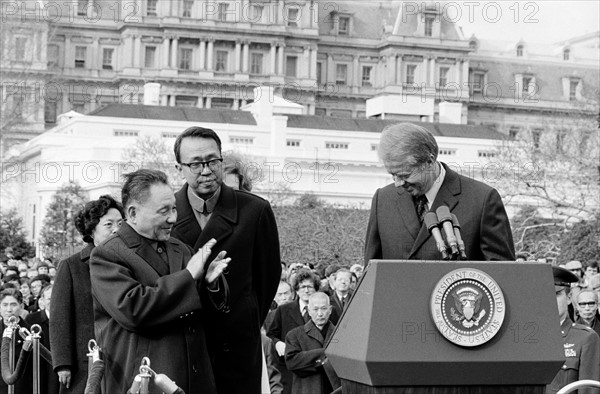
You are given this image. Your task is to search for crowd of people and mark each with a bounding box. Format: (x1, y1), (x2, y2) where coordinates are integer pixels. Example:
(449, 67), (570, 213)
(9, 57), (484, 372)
(0, 122), (596, 394)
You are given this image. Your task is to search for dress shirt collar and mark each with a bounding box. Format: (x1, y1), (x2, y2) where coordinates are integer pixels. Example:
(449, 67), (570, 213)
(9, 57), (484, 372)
(424, 162), (446, 207)
(187, 185), (221, 214)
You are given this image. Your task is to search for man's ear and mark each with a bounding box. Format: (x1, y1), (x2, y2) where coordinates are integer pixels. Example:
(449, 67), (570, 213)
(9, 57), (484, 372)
(127, 205), (137, 224)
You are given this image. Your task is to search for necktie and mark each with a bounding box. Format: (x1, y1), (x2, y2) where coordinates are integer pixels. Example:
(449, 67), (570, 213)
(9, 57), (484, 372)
(414, 195), (428, 223)
(302, 305), (310, 323)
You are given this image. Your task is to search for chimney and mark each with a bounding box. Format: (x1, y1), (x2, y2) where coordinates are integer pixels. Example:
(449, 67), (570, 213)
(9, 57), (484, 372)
(143, 82), (161, 106)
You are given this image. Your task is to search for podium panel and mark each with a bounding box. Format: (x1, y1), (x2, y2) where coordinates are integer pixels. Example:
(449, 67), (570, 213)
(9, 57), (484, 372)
(325, 261), (563, 388)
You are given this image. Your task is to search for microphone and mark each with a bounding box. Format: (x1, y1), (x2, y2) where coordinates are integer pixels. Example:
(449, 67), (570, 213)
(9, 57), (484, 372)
(424, 212), (449, 260)
(451, 214), (468, 260)
(436, 206), (459, 258)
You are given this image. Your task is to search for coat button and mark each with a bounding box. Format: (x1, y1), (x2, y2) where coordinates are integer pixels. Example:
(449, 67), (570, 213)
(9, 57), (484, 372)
(192, 364), (198, 373)
(222, 343), (230, 352)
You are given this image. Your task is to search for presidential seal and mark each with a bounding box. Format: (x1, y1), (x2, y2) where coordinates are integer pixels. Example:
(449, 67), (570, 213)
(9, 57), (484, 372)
(430, 268), (505, 347)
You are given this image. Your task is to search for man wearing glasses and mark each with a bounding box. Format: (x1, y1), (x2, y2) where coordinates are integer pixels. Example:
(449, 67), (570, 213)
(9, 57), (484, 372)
(576, 290), (600, 338)
(364, 123), (515, 263)
(172, 126), (281, 394)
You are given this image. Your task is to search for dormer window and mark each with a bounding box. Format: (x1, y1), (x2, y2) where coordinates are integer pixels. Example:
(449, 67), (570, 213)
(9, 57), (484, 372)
(287, 8), (299, 27)
(516, 45), (523, 57)
(424, 17), (434, 37)
(338, 16), (350, 35)
(563, 48), (570, 61)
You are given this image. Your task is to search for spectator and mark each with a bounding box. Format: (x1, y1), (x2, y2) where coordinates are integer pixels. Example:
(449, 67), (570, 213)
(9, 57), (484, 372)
(285, 292), (341, 394)
(261, 328), (283, 394)
(576, 290), (600, 338)
(90, 169), (229, 393)
(37, 263), (50, 276)
(222, 152), (253, 192)
(50, 194), (124, 394)
(18, 278), (34, 310)
(28, 274), (50, 312)
(329, 268), (352, 325)
(585, 261), (599, 280)
(268, 269), (320, 394)
(349, 263), (363, 278)
(547, 266), (600, 393)
(321, 265), (341, 296)
(4, 266), (18, 278)
(25, 285), (59, 394)
(350, 272), (358, 291)
(0, 288), (32, 394)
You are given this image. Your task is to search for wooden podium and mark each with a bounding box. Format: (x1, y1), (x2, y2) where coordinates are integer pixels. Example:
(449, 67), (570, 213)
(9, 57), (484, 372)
(325, 261), (564, 394)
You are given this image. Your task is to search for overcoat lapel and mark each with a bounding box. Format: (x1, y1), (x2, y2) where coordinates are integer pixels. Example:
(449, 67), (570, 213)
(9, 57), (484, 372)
(394, 187), (420, 241)
(193, 185), (237, 251)
(166, 239), (184, 274)
(119, 222), (169, 277)
(305, 321), (324, 345)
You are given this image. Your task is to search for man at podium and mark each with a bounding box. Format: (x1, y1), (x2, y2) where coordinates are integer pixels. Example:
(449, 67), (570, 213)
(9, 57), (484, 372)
(364, 123), (515, 263)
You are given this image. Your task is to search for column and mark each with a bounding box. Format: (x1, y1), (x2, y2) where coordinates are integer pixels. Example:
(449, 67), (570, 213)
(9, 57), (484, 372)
(352, 55), (359, 87)
(429, 56), (435, 86)
(133, 35), (141, 68)
(205, 96), (212, 108)
(162, 37), (170, 68)
(206, 39), (214, 71)
(242, 41), (249, 73)
(91, 38), (99, 70)
(422, 57), (428, 86)
(233, 99), (239, 110)
(160, 95), (168, 106)
(196, 96), (204, 108)
(277, 0), (284, 24)
(310, 48), (317, 80)
(170, 38), (178, 69)
(198, 40), (206, 70)
(462, 60), (469, 87)
(123, 35), (133, 68)
(234, 41), (241, 72)
(270, 43), (277, 74)
(169, 95), (175, 106)
(327, 53), (334, 84)
(454, 60), (461, 85)
(302, 46), (310, 79)
(277, 44), (284, 76)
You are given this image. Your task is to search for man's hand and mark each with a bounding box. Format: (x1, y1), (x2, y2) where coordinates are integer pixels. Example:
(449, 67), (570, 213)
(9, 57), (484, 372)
(186, 239), (217, 280)
(275, 341), (286, 357)
(57, 367), (71, 388)
(205, 251), (231, 287)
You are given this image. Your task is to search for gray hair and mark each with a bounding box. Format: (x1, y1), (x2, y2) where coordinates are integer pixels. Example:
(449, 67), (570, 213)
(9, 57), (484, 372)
(308, 292), (331, 306)
(121, 169), (169, 210)
(378, 123), (438, 170)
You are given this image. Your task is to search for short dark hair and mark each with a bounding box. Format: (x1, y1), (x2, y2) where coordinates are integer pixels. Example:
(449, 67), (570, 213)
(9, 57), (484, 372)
(2, 274), (20, 284)
(30, 274), (51, 285)
(75, 195), (124, 243)
(174, 127), (222, 163)
(122, 169), (169, 210)
(0, 287), (23, 304)
(222, 153), (253, 192)
(293, 269), (320, 292)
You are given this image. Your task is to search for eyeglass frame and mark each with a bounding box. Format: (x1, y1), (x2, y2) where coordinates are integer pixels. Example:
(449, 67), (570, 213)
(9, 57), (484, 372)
(578, 301), (598, 308)
(179, 158), (223, 173)
(391, 160), (434, 185)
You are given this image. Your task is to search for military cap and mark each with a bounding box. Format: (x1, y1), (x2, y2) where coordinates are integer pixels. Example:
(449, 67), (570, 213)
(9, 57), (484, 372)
(553, 265), (579, 288)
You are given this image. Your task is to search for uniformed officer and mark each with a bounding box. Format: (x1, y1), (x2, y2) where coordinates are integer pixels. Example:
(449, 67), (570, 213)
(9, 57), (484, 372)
(547, 265), (600, 394)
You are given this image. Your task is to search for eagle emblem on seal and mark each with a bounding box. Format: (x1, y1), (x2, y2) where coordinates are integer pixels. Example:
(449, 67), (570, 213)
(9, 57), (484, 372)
(450, 286), (487, 328)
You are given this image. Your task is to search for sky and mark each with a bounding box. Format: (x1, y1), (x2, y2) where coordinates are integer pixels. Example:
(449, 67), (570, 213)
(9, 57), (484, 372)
(453, 0), (600, 44)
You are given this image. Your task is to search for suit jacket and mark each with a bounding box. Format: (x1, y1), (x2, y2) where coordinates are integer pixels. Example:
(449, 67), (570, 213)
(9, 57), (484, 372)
(284, 321), (340, 394)
(365, 163), (515, 263)
(25, 310), (59, 394)
(329, 291), (351, 326)
(90, 222), (227, 394)
(172, 183), (281, 394)
(50, 244), (95, 394)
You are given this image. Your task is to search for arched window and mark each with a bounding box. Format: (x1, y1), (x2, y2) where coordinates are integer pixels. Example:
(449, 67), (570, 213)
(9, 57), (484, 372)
(563, 48), (570, 61)
(516, 45), (523, 57)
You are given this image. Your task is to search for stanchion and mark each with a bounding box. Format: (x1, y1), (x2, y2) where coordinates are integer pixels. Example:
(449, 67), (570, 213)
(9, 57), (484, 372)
(126, 357), (186, 394)
(30, 324), (42, 394)
(84, 339), (104, 394)
(7, 316), (17, 394)
(1, 317), (32, 390)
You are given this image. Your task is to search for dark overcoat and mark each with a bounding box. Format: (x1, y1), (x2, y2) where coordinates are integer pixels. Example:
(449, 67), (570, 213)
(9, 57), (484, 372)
(90, 222), (227, 394)
(284, 321), (340, 394)
(365, 163), (515, 263)
(172, 183), (281, 394)
(49, 244), (95, 394)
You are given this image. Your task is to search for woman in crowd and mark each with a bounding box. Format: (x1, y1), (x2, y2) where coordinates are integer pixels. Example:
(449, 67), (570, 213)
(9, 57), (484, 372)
(49, 195), (124, 394)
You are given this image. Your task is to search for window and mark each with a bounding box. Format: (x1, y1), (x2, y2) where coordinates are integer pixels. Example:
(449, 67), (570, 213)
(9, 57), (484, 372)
(179, 48), (193, 70)
(230, 136), (254, 144)
(182, 0), (193, 17)
(47, 44), (59, 67)
(15, 37), (28, 60)
(405, 64), (417, 84)
(556, 129), (566, 153)
(563, 48), (570, 61)
(211, 98), (233, 108)
(335, 64), (347, 85)
(472, 71), (485, 92)
(287, 8), (299, 27)
(218, 3), (228, 21)
(531, 129), (542, 150)
(516, 45), (523, 57)
(316, 62), (323, 84)
(75, 46), (87, 68)
(285, 56), (297, 77)
(114, 129), (139, 137)
(371, 144), (378, 151)
(569, 80), (579, 101)
(424, 17), (434, 37)
(286, 139), (301, 147)
(362, 66), (372, 87)
(315, 108), (326, 116)
(175, 96), (197, 106)
(325, 142), (349, 149)
(147, 0), (158, 16)
(44, 101), (57, 124)
(438, 67), (449, 87)
(162, 132), (179, 138)
(478, 151), (496, 158)
(439, 149), (456, 156)
(77, 0), (86, 16)
(338, 16), (350, 35)
(509, 126), (519, 140)
(215, 50), (228, 72)
(250, 53), (263, 74)
(144, 46), (156, 68)
(102, 48), (114, 70)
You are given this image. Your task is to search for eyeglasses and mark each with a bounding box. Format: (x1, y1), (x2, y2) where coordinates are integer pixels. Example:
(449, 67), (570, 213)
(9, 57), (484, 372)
(578, 302), (597, 307)
(299, 285), (315, 291)
(310, 307), (330, 313)
(180, 158), (223, 174)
